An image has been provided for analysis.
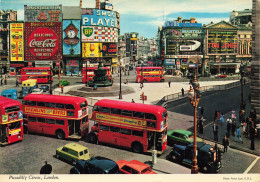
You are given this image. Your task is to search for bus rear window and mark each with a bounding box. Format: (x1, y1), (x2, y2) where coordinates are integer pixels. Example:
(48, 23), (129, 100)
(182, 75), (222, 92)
(9, 121), (20, 130)
(162, 111), (167, 119)
(5, 106), (20, 113)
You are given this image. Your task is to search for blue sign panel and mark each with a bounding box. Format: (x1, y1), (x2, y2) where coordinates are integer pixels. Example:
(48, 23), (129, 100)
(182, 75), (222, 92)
(66, 60), (80, 76)
(63, 20), (81, 56)
(179, 23), (202, 28)
(165, 59), (176, 66)
(82, 9), (118, 27)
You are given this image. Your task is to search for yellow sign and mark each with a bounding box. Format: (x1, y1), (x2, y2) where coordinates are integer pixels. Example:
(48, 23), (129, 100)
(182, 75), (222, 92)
(9, 129), (21, 135)
(82, 43), (102, 58)
(96, 114), (146, 127)
(138, 71), (161, 75)
(25, 106), (67, 117)
(10, 23), (24, 61)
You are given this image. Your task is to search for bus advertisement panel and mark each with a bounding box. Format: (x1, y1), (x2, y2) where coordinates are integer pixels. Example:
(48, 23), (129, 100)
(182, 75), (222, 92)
(82, 67), (112, 83)
(136, 67), (165, 83)
(0, 96), (23, 145)
(22, 94), (88, 140)
(21, 67), (53, 84)
(88, 99), (168, 154)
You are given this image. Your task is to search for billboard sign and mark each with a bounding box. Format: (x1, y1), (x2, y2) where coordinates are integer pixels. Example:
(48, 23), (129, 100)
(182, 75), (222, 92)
(102, 43), (117, 57)
(166, 39), (203, 55)
(10, 23), (24, 61)
(63, 20), (81, 56)
(82, 9), (118, 27)
(24, 22), (62, 61)
(165, 59), (175, 66)
(82, 26), (118, 42)
(24, 5), (62, 22)
(82, 43), (102, 58)
(66, 60), (79, 75)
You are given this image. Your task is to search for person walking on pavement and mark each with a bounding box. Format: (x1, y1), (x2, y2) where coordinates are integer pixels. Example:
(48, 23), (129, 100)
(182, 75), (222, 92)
(198, 116), (204, 134)
(222, 135), (229, 153)
(226, 117), (232, 138)
(168, 81), (171, 88)
(220, 113), (225, 125)
(4, 75), (7, 85)
(250, 121), (255, 150)
(235, 126), (243, 143)
(181, 88), (184, 96)
(200, 107), (204, 116)
(214, 110), (218, 121)
(231, 119), (236, 136)
(16, 77), (19, 87)
(231, 109), (236, 121)
(131, 99), (135, 103)
(212, 122), (219, 142)
(61, 85), (64, 94)
(217, 110), (220, 121)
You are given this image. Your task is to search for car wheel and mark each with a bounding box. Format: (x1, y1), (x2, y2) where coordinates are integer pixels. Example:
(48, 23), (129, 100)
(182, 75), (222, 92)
(56, 130), (65, 140)
(132, 142), (143, 153)
(86, 133), (97, 144)
(202, 165), (210, 173)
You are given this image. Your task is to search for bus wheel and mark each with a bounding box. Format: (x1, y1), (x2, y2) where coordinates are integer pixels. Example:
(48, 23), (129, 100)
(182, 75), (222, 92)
(56, 130), (65, 140)
(87, 134), (97, 144)
(132, 142), (143, 153)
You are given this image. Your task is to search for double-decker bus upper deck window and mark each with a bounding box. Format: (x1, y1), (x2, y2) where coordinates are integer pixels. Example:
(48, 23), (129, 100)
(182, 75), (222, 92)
(66, 104), (75, 110)
(56, 103), (64, 109)
(121, 110), (132, 117)
(133, 111), (144, 119)
(80, 101), (87, 109)
(28, 101), (36, 106)
(111, 108), (121, 115)
(9, 121), (20, 130)
(5, 105), (20, 113)
(93, 106), (100, 111)
(67, 111), (75, 116)
(28, 116), (36, 122)
(145, 113), (156, 120)
(56, 119), (64, 125)
(37, 102), (45, 107)
(22, 100), (27, 105)
(46, 102), (55, 108)
(100, 107), (110, 113)
(100, 124), (109, 131)
(110, 126), (120, 133)
(132, 130), (143, 137)
(147, 121), (156, 128)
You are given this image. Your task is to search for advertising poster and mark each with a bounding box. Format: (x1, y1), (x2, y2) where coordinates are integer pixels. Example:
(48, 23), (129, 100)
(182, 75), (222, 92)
(82, 43), (102, 58)
(102, 43), (117, 57)
(24, 22), (62, 61)
(82, 26), (118, 42)
(63, 20), (81, 56)
(166, 39), (203, 55)
(82, 9), (118, 28)
(10, 23), (24, 61)
(165, 59), (176, 65)
(24, 5), (62, 22)
(66, 60), (79, 75)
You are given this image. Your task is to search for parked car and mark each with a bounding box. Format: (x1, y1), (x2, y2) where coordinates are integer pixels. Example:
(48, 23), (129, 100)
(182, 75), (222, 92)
(117, 159), (157, 174)
(1, 89), (18, 100)
(39, 85), (49, 92)
(56, 143), (90, 164)
(70, 156), (119, 174)
(60, 80), (70, 86)
(31, 88), (43, 94)
(167, 142), (222, 173)
(167, 129), (203, 146)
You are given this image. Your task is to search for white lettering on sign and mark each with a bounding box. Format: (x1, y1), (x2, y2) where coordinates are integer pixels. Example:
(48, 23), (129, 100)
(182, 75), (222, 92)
(29, 39), (57, 48)
(83, 18), (89, 25)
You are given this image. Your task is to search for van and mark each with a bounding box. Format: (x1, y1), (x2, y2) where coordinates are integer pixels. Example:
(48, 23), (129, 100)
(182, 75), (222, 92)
(1, 89), (18, 100)
(20, 79), (38, 98)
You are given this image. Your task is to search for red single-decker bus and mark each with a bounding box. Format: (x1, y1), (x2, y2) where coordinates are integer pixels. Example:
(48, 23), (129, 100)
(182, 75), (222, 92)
(21, 67), (53, 84)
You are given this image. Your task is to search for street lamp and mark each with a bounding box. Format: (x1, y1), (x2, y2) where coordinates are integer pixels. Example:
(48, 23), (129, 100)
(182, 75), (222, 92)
(240, 64), (246, 109)
(49, 61), (52, 95)
(58, 55), (62, 88)
(187, 72), (202, 174)
(119, 62), (122, 99)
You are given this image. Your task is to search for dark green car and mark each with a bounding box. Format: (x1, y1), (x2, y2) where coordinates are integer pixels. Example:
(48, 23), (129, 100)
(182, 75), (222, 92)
(167, 129), (203, 146)
(60, 80), (70, 86)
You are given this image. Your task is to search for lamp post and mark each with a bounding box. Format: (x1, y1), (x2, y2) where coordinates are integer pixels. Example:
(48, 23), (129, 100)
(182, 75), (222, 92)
(188, 67), (202, 174)
(49, 61), (52, 95)
(58, 56), (61, 88)
(119, 62), (122, 99)
(240, 64), (245, 109)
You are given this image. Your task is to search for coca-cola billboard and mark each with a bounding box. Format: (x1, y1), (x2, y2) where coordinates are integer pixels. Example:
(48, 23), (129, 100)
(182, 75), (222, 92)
(24, 22), (62, 61)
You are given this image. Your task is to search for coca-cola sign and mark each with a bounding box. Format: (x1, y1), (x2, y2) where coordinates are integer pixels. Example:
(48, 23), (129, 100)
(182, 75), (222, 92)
(28, 28), (59, 59)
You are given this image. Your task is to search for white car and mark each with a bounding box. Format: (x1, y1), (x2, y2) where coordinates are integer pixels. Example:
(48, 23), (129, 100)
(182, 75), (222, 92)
(31, 88), (43, 94)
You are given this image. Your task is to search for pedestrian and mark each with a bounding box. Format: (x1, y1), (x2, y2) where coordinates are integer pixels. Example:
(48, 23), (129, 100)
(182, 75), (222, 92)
(70, 72), (73, 77)
(61, 85), (64, 94)
(198, 116), (204, 134)
(217, 110), (220, 121)
(140, 82), (143, 90)
(250, 122), (255, 150)
(234, 126), (243, 143)
(131, 99), (135, 103)
(181, 88), (184, 96)
(220, 113), (224, 125)
(226, 117), (232, 138)
(231, 109), (236, 121)
(168, 81), (171, 88)
(222, 135), (229, 153)
(4, 77), (7, 85)
(214, 110), (218, 121)
(212, 122), (219, 142)
(200, 106), (204, 116)
(231, 119), (236, 136)
(16, 78), (19, 87)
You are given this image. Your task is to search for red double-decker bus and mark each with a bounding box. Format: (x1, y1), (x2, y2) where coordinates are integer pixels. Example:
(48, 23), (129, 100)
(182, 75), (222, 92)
(21, 67), (53, 84)
(22, 94), (89, 140)
(136, 67), (165, 83)
(87, 99), (168, 154)
(0, 96), (24, 145)
(82, 67), (112, 83)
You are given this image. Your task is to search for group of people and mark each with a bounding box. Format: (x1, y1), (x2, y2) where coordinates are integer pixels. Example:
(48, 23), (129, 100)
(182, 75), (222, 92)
(1, 74), (8, 85)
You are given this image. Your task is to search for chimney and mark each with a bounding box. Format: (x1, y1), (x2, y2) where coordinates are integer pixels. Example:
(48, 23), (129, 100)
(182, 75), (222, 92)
(96, 0), (100, 9)
(80, 0), (82, 8)
(191, 17), (195, 23)
(177, 17), (182, 23)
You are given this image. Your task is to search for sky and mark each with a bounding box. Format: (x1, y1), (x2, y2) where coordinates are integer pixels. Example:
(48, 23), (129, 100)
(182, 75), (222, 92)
(0, 0), (252, 38)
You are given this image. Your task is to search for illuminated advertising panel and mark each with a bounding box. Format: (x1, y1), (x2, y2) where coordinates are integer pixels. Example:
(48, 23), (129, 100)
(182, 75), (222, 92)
(63, 20), (81, 56)
(66, 60), (79, 75)
(82, 43), (102, 58)
(24, 5), (62, 22)
(24, 22), (62, 61)
(82, 26), (118, 42)
(207, 30), (238, 54)
(82, 9), (118, 28)
(102, 43), (117, 57)
(166, 39), (203, 55)
(165, 59), (176, 66)
(10, 23), (24, 61)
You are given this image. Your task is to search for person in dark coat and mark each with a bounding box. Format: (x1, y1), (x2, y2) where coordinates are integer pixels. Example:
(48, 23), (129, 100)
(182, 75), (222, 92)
(222, 135), (229, 153)
(168, 81), (171, 88)
(226, 117), (232, 138)
(212, 122), (219, 142)
(198, 116), (204, 134)
(214, 110), (218, 121)
(181, 88), (184, 96)
(200, 107), (204, 116)
(231, 120), (236, 136)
